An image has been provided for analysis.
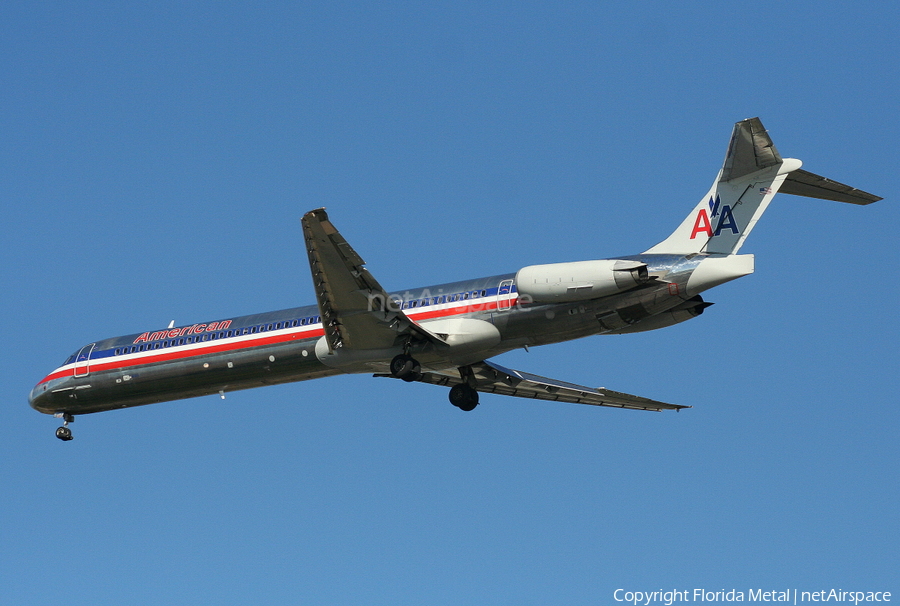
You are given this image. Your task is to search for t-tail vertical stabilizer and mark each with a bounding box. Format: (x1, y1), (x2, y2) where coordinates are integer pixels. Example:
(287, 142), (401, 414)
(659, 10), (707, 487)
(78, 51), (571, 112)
(645, 117), (798, 255)
(645, 118), (882, 256)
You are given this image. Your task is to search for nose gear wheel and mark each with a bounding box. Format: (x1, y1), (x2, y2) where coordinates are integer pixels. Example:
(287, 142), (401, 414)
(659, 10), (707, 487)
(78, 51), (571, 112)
(54, 413), (74, 441)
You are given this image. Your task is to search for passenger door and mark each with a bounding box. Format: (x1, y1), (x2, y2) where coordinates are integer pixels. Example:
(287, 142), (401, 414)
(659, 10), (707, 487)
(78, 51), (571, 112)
(73, 343), (95, 377)
(497, 279), (514, 311)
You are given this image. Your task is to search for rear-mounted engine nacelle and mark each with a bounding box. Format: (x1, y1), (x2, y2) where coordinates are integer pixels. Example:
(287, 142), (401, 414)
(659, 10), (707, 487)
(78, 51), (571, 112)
(606, 295), (712, 334)
(516, 259), (650, 303)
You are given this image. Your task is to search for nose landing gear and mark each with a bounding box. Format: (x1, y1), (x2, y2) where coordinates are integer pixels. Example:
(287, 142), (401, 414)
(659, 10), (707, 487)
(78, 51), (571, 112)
(54, 413), (74, 441)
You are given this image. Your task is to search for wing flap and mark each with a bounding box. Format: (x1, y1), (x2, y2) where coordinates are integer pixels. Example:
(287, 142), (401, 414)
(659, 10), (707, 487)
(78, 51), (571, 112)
(378, 359), (687, 412)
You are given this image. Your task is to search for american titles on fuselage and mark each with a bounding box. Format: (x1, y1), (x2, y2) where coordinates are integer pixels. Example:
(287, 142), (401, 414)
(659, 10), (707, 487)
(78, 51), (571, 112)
(133, 321), (234, 344)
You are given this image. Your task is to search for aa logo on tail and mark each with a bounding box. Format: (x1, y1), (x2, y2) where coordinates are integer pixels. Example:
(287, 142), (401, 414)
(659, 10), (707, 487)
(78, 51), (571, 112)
(690, 194), (739, 239)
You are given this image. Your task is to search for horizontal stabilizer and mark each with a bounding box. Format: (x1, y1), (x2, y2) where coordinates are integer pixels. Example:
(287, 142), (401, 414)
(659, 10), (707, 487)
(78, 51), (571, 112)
(720, 117), (782, 182)
(780, 168), (883, 205)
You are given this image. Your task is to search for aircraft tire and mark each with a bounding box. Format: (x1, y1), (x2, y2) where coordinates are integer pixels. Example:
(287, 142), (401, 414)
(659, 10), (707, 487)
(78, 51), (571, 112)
(390, 354), (417, 378)
(55, 426), (73, 441)
(449, 384), (479, 411)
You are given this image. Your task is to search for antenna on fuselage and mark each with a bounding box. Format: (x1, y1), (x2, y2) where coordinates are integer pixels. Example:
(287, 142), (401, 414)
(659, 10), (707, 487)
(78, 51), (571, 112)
(167, 320), (175, 329)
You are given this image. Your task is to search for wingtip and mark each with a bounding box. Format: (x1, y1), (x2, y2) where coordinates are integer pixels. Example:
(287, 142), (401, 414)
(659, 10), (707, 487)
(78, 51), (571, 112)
(303, 207), (328, 221)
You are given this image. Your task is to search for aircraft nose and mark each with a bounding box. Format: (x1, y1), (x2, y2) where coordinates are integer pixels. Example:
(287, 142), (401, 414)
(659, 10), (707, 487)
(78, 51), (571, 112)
(29, 382), (57, 414)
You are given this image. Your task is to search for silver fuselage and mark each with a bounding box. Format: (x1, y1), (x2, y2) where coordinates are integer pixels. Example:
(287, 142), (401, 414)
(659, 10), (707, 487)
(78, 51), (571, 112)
(29, 253), (726, 416)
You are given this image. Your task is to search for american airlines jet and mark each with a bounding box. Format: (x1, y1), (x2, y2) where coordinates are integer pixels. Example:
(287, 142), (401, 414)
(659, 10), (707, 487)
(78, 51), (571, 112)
(30, 118), (882, 440)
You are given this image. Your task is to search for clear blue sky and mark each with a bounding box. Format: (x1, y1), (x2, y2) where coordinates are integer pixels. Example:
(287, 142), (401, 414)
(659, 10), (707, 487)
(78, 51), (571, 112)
(2, 2), (897, 604)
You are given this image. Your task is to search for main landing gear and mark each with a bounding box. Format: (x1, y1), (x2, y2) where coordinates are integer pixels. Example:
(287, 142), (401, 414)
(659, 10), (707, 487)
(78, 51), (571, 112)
(390, 354), (480, 412)
(54, 413), (74, 441)
(390, 354), (422, 383)
(449, 384), (479, 412)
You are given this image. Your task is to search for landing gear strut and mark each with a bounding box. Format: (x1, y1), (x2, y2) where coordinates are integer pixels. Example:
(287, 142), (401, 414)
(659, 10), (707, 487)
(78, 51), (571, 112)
(54, 413), (74, 441)
(390, 354), (422, 382)
(449, 384), (479, 412)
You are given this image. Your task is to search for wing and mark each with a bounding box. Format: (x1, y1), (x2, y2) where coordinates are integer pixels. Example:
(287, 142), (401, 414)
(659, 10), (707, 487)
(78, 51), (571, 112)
(378, 359), (687, 412)
(302, 208), (443, 352)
